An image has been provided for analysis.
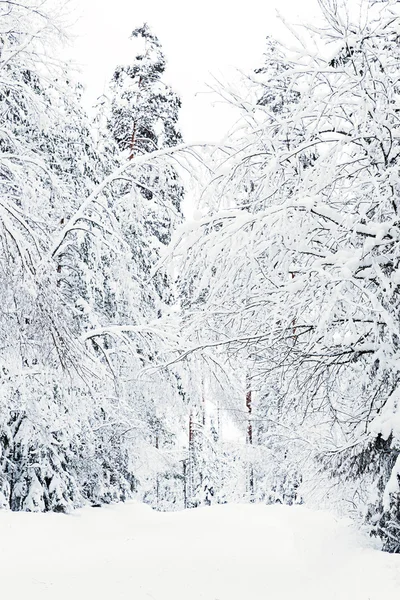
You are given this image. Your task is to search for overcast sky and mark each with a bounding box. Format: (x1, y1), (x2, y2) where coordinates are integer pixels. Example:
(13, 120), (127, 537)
(69, 0), (318, 142)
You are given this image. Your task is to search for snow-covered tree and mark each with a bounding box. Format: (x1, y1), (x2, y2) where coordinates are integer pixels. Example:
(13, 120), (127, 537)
(106, 23), (183, 248)
(0, 2), (186, 512)
(168, 0), (400, 548)
(0, 0), (101, 511)
(78, 24), (194, 511)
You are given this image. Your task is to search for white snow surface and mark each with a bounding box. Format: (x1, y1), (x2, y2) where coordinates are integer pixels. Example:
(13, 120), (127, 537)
(1, 502), (400, 599)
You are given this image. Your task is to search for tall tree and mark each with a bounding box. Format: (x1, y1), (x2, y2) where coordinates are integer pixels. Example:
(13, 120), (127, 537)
(0, 0), (105, 511)
(86, 23), (189, 510)
(169, 0), (400, 549)
(107, 23), (183, 248)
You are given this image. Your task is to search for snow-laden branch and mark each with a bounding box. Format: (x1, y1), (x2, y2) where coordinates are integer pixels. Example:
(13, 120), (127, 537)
(50, 142), (212, 259)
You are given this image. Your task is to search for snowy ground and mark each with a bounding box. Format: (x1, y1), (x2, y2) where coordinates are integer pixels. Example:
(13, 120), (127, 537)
(1, 502), (400, 599)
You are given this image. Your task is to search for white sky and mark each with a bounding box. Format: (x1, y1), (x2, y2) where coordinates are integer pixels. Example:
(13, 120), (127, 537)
(69, 0), (318, 142)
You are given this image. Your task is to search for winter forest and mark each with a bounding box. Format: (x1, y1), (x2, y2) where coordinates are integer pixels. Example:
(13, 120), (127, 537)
(3, 0), (400, 573)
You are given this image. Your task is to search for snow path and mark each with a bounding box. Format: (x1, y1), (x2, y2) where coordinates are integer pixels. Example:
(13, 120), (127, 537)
(1, 502), (399, 599)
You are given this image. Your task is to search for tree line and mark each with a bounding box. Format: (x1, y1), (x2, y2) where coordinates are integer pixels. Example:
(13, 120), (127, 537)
(1, 0), (400, 553)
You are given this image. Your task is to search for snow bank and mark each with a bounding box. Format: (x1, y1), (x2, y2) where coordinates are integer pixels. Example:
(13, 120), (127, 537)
(0, 502), (399, 599)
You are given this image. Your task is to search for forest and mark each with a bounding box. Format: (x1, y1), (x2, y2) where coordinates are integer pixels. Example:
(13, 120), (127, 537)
(1, 0), (400, 557)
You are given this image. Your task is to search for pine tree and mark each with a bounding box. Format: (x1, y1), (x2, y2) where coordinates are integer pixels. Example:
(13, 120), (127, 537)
(107, 24), (183, 249)
(109, 24), (182, 155)
(85, 23), (189, 511)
